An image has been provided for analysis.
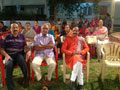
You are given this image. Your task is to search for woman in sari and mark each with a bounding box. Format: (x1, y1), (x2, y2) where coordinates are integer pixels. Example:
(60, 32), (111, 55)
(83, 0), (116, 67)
(93, 19), (109, 61)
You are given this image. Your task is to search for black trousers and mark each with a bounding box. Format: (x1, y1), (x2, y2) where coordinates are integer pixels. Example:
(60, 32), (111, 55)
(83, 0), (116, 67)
(5, 52), (28, 90)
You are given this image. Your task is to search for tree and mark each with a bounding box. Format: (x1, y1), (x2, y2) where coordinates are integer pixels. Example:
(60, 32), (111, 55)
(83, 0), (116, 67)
(93, 0), (100, 15)
(48, 0), (85, 20)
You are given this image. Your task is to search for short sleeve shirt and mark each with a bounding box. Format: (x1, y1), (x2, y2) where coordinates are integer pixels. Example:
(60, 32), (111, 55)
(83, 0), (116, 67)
(1, 34), (26, 55)
(34, 33), (55, 58)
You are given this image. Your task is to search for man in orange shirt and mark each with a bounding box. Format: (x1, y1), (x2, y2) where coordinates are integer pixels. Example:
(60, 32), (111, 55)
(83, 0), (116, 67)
(61, 27), (89, 90)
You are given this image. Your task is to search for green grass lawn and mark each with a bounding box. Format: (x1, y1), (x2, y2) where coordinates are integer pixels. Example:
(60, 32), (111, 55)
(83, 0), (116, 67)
(1, 59), (120, 90)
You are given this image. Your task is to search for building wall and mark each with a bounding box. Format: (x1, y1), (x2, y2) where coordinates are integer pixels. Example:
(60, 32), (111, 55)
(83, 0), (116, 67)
(1, 0), (49, 18)
(2, 0), (46, 6)
(114, 2), (120, 25)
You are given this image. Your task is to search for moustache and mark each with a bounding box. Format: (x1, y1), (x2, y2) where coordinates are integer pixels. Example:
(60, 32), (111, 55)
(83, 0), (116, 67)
(13, 30), (18, 32)
(73, 33), (77, 35)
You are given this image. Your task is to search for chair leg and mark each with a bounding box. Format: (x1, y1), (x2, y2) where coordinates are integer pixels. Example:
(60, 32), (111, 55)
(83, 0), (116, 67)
(0, 61), (6, 86)
(87, 65), (89, 82)
(32, 70), (34, 82)
(26, 58), (31, 82)
(56, 64), (58, 82)
(101, 64), (105, 82)
(63, 65), (67, 83)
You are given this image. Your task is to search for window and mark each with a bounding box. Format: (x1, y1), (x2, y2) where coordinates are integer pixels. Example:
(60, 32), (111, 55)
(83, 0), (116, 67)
(88, 7), (92, 15)
(100, 6), (108, 15)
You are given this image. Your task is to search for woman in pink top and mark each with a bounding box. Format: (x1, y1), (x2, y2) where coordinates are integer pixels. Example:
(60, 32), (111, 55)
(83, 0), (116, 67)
(92, 20), (108, 41)
(33, 21), (41, 34)
(93, 19), (109, 61)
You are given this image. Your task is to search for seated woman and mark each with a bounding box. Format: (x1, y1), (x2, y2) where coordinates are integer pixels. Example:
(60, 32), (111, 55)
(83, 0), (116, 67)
(92, 19), (109, 61)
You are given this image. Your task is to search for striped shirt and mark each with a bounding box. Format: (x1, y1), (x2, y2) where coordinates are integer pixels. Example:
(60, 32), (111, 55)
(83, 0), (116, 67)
(34, 33), (55, 58)
(1, 34), (26, 55)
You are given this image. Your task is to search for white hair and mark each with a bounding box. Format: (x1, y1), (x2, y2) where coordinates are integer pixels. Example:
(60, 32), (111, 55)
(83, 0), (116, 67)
(41, 24), (50, 30)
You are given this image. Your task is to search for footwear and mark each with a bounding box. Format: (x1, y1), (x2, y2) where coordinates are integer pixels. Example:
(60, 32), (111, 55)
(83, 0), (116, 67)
(23, 79), (29, 88)
(78, 85), (84, 90)
(42, 77), (51, 86)
(69, 81), (75, 90)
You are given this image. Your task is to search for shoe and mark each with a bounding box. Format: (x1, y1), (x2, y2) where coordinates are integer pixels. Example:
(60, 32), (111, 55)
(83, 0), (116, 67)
(69, 81), (75, 90)
(42, 76), (51, 86)
(78, 85), (84, 90)
(23, 79), (29, 88)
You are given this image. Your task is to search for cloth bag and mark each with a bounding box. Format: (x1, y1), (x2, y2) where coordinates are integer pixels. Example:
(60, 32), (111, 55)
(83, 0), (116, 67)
(86, 36), (97, 44)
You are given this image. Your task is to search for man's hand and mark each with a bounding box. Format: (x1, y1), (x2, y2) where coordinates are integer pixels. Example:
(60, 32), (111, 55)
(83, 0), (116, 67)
(24, 45), (30, 52)
(26, 50), (31, 62)
(72, 51), (81, 56)
(5, 55), (12, 64)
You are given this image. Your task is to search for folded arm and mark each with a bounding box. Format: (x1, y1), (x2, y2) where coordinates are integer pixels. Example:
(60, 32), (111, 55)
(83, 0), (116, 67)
(34, 41), (55, 51)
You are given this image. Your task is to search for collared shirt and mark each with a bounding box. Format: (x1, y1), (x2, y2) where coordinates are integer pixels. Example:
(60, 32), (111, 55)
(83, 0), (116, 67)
(34, 33), (55, 58)
(1, 34), (26, 55)
(22, 28), (36, 39)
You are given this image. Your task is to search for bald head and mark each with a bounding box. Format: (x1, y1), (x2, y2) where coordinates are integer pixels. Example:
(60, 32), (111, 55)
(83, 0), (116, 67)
(11, 23), (19, 36)
(41, 24), (50, 36)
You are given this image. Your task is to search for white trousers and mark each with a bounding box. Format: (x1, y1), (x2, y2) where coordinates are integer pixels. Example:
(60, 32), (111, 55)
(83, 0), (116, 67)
(32, 56), (56, 81)
(70, 61), (83, 85)
(97, 40), (109, 60)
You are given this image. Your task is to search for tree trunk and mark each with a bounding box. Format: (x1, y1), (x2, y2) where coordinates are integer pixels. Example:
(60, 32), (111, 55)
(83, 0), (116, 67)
(50, 4), (58, 21)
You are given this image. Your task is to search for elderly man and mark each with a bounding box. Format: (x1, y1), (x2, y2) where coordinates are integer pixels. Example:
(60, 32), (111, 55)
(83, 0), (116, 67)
(0, 23), (29, 90)
(61, 27), (89, 90)
(32, 24), (56, 86)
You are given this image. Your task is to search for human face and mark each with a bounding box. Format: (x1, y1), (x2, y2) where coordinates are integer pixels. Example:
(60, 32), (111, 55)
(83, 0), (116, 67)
(98, 20), (103, 27)
(72, 27), (79, 37)
(25, 24), (31, 30)
(47, 23), (51, 29)
(11, 23), (19, 36)
(65, 25), (70, 33)
(41, 24), (49, 36)
(34, 21), (38, 27)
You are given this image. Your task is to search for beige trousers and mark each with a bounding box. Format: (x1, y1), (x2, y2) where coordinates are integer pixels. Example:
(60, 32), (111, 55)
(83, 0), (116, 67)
(32, 56), (56, 81)
(97, 40), (109, 60)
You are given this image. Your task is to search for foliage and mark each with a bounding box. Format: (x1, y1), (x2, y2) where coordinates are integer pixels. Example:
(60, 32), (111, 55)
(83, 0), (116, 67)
(48, 0), (86, 20)
(93, 0), (100, 15)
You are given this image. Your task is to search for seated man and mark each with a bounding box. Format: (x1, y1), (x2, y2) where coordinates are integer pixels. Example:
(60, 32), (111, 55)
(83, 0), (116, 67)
(0, 23), (29, 90)
(32, 24), (56, 86)
(61, 27), (89, 90)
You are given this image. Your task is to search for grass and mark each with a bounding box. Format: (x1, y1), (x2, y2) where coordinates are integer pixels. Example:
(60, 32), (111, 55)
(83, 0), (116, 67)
(1, 58), (120, 90)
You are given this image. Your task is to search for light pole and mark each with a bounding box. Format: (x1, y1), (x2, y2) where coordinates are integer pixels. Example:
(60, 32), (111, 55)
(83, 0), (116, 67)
(111, 0), (120, 33)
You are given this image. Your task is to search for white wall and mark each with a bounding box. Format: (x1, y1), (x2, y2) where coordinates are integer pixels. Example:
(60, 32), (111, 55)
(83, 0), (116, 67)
(114, 2), (120, 25)
(3, 21), (48, 27)
(3, 0), (47, 6)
